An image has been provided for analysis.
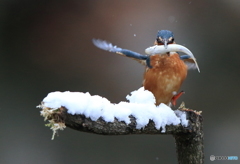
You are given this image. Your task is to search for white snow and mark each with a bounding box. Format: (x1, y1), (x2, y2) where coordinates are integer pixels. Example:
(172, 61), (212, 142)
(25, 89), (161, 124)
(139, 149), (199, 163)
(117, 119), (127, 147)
(42, 87), (188, 132)
(175, 109), (189, 127)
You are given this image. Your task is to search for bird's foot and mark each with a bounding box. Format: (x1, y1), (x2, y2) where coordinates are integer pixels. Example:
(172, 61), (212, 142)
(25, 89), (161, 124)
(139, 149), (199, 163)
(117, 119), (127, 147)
(171, 91), (185, 106)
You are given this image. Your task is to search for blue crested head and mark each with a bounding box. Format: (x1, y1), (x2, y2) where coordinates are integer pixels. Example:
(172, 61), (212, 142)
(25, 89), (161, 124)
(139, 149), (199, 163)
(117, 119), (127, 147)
(156, 30), (175, 48)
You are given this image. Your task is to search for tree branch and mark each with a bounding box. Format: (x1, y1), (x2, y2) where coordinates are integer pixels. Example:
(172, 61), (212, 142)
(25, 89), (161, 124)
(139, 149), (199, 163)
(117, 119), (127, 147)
(41, 104), (204, 164)
(174, 110), (204, 164)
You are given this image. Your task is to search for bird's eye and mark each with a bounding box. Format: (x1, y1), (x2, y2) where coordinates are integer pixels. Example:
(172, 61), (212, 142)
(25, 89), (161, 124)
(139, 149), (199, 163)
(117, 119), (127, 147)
(169, 38), (174, 43)
(156, 37), (162, 43)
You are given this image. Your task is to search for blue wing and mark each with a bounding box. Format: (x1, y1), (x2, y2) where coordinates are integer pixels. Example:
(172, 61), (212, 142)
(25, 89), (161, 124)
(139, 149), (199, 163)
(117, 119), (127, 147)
(92, 39), (151, 67)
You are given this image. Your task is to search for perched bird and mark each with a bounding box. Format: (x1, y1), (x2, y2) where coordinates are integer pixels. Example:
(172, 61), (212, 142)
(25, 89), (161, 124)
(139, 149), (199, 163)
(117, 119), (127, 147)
(92, 30), (199, 106)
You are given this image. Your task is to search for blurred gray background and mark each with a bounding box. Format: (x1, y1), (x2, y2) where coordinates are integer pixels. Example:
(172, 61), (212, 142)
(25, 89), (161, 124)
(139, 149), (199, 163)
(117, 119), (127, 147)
(1, 0), (240, 164)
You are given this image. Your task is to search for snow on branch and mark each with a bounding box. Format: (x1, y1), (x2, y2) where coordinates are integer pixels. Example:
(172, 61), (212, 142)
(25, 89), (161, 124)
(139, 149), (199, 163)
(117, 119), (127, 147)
(38, 87), (197, 140)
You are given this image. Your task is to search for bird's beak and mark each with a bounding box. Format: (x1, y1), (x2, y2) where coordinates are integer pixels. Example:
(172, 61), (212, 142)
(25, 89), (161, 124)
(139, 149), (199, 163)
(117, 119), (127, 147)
(163, 39), (168, 49)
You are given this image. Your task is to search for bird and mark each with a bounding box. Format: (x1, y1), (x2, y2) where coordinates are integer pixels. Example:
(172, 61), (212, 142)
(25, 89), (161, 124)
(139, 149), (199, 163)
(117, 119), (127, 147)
(92, 30), (199, 106)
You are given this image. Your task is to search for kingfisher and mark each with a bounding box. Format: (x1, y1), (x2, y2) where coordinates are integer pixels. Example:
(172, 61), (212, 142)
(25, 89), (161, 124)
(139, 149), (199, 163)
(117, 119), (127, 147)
(92, 30), (199, 106)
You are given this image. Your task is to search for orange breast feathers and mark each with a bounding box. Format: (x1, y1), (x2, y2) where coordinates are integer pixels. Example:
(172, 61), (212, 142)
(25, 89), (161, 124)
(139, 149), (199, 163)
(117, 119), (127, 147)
(143, 53), (187, 105)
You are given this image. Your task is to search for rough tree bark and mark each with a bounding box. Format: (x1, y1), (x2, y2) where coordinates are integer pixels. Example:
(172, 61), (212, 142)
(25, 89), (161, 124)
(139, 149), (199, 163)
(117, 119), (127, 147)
(47, 105), (204, 164)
